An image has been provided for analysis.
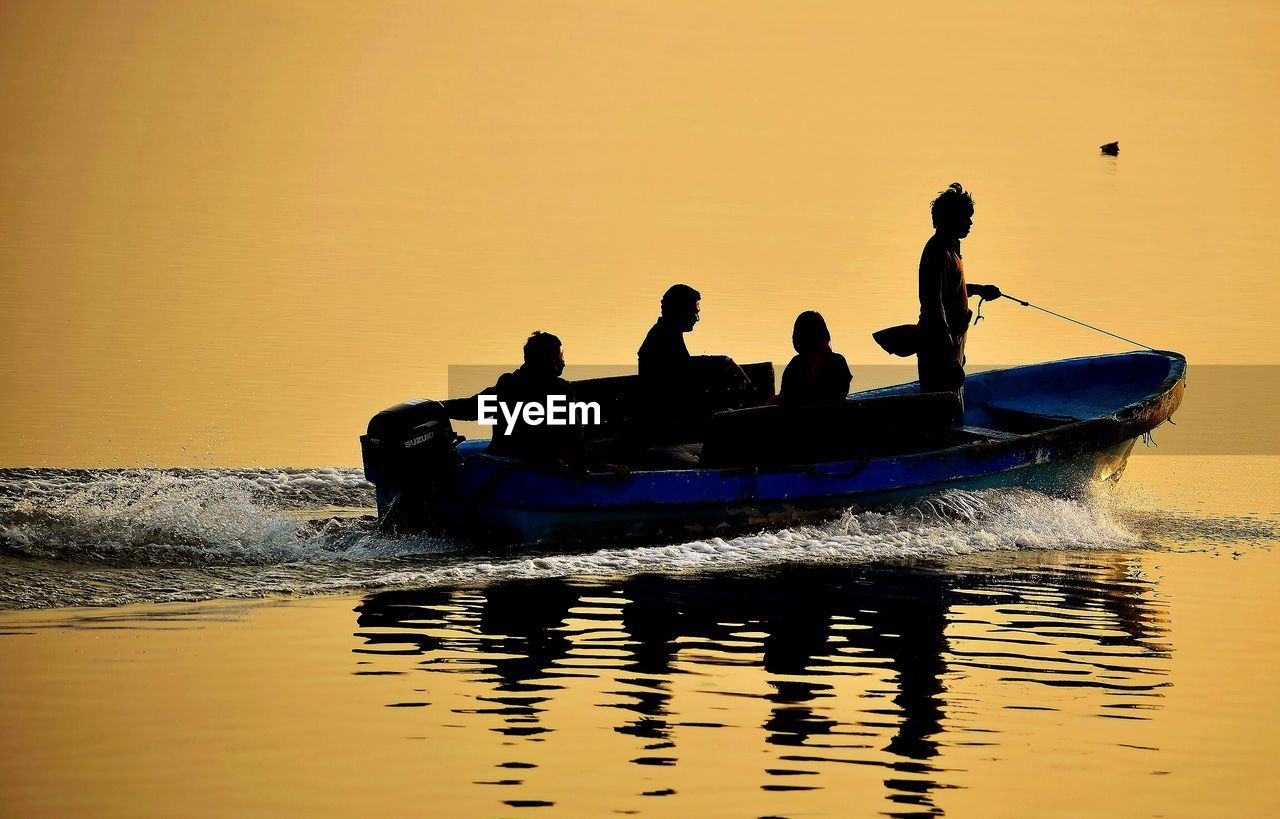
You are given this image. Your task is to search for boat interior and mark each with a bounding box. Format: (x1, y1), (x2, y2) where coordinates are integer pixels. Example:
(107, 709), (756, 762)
(563, 352), (1178, 470)
(572, 362), (963, 469)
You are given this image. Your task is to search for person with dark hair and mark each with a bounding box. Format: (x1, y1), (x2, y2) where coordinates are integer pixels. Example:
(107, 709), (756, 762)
(637, 284), (751, 438)
(638, 283), (702, 382)
(917, 183), (1000, 412)
(448, 331), (585, 468)
(520, 330), (564, 372)
(778, 311), (852, 406)
(490, 331), (582, 465)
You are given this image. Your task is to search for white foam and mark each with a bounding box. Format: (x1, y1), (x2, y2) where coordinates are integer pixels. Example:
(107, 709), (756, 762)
(0, 469), (1152, 608)
(313, 487), (1138, 594)
(0, 469), (435, 565)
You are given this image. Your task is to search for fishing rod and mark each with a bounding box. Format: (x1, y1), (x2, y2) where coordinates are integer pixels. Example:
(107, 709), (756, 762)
(978, 292), (1158, 352)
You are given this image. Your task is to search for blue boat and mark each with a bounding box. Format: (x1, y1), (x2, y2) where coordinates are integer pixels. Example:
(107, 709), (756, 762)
(360, 350), (1185, 544)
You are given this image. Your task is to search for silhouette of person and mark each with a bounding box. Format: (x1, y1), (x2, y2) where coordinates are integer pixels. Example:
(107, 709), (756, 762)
(637, 284), (750, 439)
(478, 578), (580, 697)
(777, 311), (852, 406)
(449, 331), (586, 468)
(638, 283), (702, 389)
(918, 183), (1001, 415)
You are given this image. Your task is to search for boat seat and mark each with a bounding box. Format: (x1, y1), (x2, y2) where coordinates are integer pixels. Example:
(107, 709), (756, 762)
(572, 361), (776, 442)
(955, 425), (1021, 442)
(700, 392), (960, 468)
(983, 402), (1073, 433)
(634, 443), (704, 469)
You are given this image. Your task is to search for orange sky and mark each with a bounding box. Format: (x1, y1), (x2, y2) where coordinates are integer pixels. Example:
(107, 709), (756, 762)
(2, 0), (1278, 466)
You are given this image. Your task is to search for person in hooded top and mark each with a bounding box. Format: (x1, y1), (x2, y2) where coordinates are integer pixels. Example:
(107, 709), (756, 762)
(778, 310), (852, 406)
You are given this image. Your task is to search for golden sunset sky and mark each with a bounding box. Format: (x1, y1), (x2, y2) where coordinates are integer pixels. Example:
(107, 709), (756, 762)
(2, 0), (1277, 465)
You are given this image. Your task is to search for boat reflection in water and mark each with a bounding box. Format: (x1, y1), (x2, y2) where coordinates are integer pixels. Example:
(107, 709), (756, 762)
(353, 557), (1168, 815)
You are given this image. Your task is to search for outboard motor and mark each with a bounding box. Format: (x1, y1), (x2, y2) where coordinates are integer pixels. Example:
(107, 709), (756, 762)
(360, 400), (463, 533)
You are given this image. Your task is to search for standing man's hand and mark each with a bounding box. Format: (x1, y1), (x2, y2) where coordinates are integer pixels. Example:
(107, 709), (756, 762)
(969, 284), (1001, 301)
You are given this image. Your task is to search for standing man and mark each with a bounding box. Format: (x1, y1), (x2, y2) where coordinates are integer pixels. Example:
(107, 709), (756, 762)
(917, 183), (1001, 413)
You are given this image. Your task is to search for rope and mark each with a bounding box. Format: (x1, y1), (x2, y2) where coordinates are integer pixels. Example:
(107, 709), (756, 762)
(996, 293), (1157, 351)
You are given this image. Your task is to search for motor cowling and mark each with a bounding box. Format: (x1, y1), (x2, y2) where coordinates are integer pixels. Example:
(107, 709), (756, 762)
(360, 399), (462, 532)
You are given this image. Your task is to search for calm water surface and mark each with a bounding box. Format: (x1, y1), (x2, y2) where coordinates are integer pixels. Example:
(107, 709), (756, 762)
(2, 457), (1278, 817)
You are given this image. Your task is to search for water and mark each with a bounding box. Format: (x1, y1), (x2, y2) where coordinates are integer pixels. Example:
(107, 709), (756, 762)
(2, 458), (1278, 816)
(3, 0), (1279, 813)
(0, 464), (1167, 610)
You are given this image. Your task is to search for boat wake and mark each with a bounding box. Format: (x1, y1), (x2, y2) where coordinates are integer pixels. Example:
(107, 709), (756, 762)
(0, 467), (427, 566)
(0, 467), (1269, 609)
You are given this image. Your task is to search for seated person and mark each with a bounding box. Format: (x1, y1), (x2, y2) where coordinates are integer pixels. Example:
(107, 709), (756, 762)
(448, 331), (586, 470)
(778, 311), (852, 406)
(638, 283), (701, 389)
(637, 284), (751, 438)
